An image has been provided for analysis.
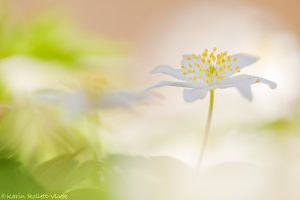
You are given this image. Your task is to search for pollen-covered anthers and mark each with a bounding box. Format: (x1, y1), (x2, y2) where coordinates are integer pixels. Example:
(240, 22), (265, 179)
(180, 48), (240, 85)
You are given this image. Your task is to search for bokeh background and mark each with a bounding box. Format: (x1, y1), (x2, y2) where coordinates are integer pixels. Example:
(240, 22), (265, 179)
(0, 0), (300, 199)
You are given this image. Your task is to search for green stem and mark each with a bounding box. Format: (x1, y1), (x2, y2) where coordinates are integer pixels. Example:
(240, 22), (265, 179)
(196, 90), (214, 170)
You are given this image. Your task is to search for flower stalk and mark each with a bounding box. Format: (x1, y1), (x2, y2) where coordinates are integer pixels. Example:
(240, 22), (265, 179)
(197, 90), (214, 170)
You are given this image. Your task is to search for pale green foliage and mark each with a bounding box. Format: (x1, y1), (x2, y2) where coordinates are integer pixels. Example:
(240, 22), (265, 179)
(0, 12), (128, 67)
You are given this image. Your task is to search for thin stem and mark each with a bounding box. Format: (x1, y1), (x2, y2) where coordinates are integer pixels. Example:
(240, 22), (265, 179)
(196, 90), (214, 170)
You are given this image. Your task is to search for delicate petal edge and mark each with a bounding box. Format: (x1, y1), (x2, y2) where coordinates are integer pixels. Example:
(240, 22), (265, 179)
(145, 80), (197, 92)
(151, 65), (187, 81)
(183, 88), (208, 102)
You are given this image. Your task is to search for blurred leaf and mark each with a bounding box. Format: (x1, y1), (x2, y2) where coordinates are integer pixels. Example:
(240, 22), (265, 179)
(67, 188), (111, 200)
(0, 12), (129, 68)
(101, 155), (193, 200)
(104, 154), (190, 174)
(258, 116), (300, 138)
(0, 77), (11, 102)
(0, 158), (44, 193)
(102, 154), (192, 187)
(33, 155), (102, 192)
(0, 104), (104, 167)
(261, 118), (293, 133)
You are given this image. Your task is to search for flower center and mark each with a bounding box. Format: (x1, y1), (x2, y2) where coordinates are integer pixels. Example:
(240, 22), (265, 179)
(181, 48), (240, 85)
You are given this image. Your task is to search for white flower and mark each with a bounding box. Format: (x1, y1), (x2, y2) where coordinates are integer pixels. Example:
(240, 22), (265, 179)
(31, 89), (152, 119)
(148, 48), (277, 102)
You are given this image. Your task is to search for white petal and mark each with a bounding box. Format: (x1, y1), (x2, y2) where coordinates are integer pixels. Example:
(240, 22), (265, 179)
(31, 89), (63, 104)
(31, 90), (89, 119)
(151, 65), (188, 81)
(236, 84), (253, 101)
(217, 74), (277, 89)
(216, 74), (277, 101)
(145, 80), (198, 91)
(99, 91), (150, 108)
(232, 53), (258, 68)
(183, 88), (208, 102)
(225, 54), (259, 77)
(61, 91), (89, 117)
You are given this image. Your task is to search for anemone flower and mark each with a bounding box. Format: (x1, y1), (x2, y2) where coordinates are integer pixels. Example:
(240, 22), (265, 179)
(31, 89), (151, 120)
(148, 48), (277, 169)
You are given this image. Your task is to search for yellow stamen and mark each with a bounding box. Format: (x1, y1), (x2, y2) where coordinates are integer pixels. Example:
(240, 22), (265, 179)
(180, 48), (238, 83)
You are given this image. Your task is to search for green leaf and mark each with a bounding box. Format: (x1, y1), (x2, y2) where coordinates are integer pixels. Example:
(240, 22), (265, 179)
(0, 158), (44, 193)
(33, 155), (102, 192)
